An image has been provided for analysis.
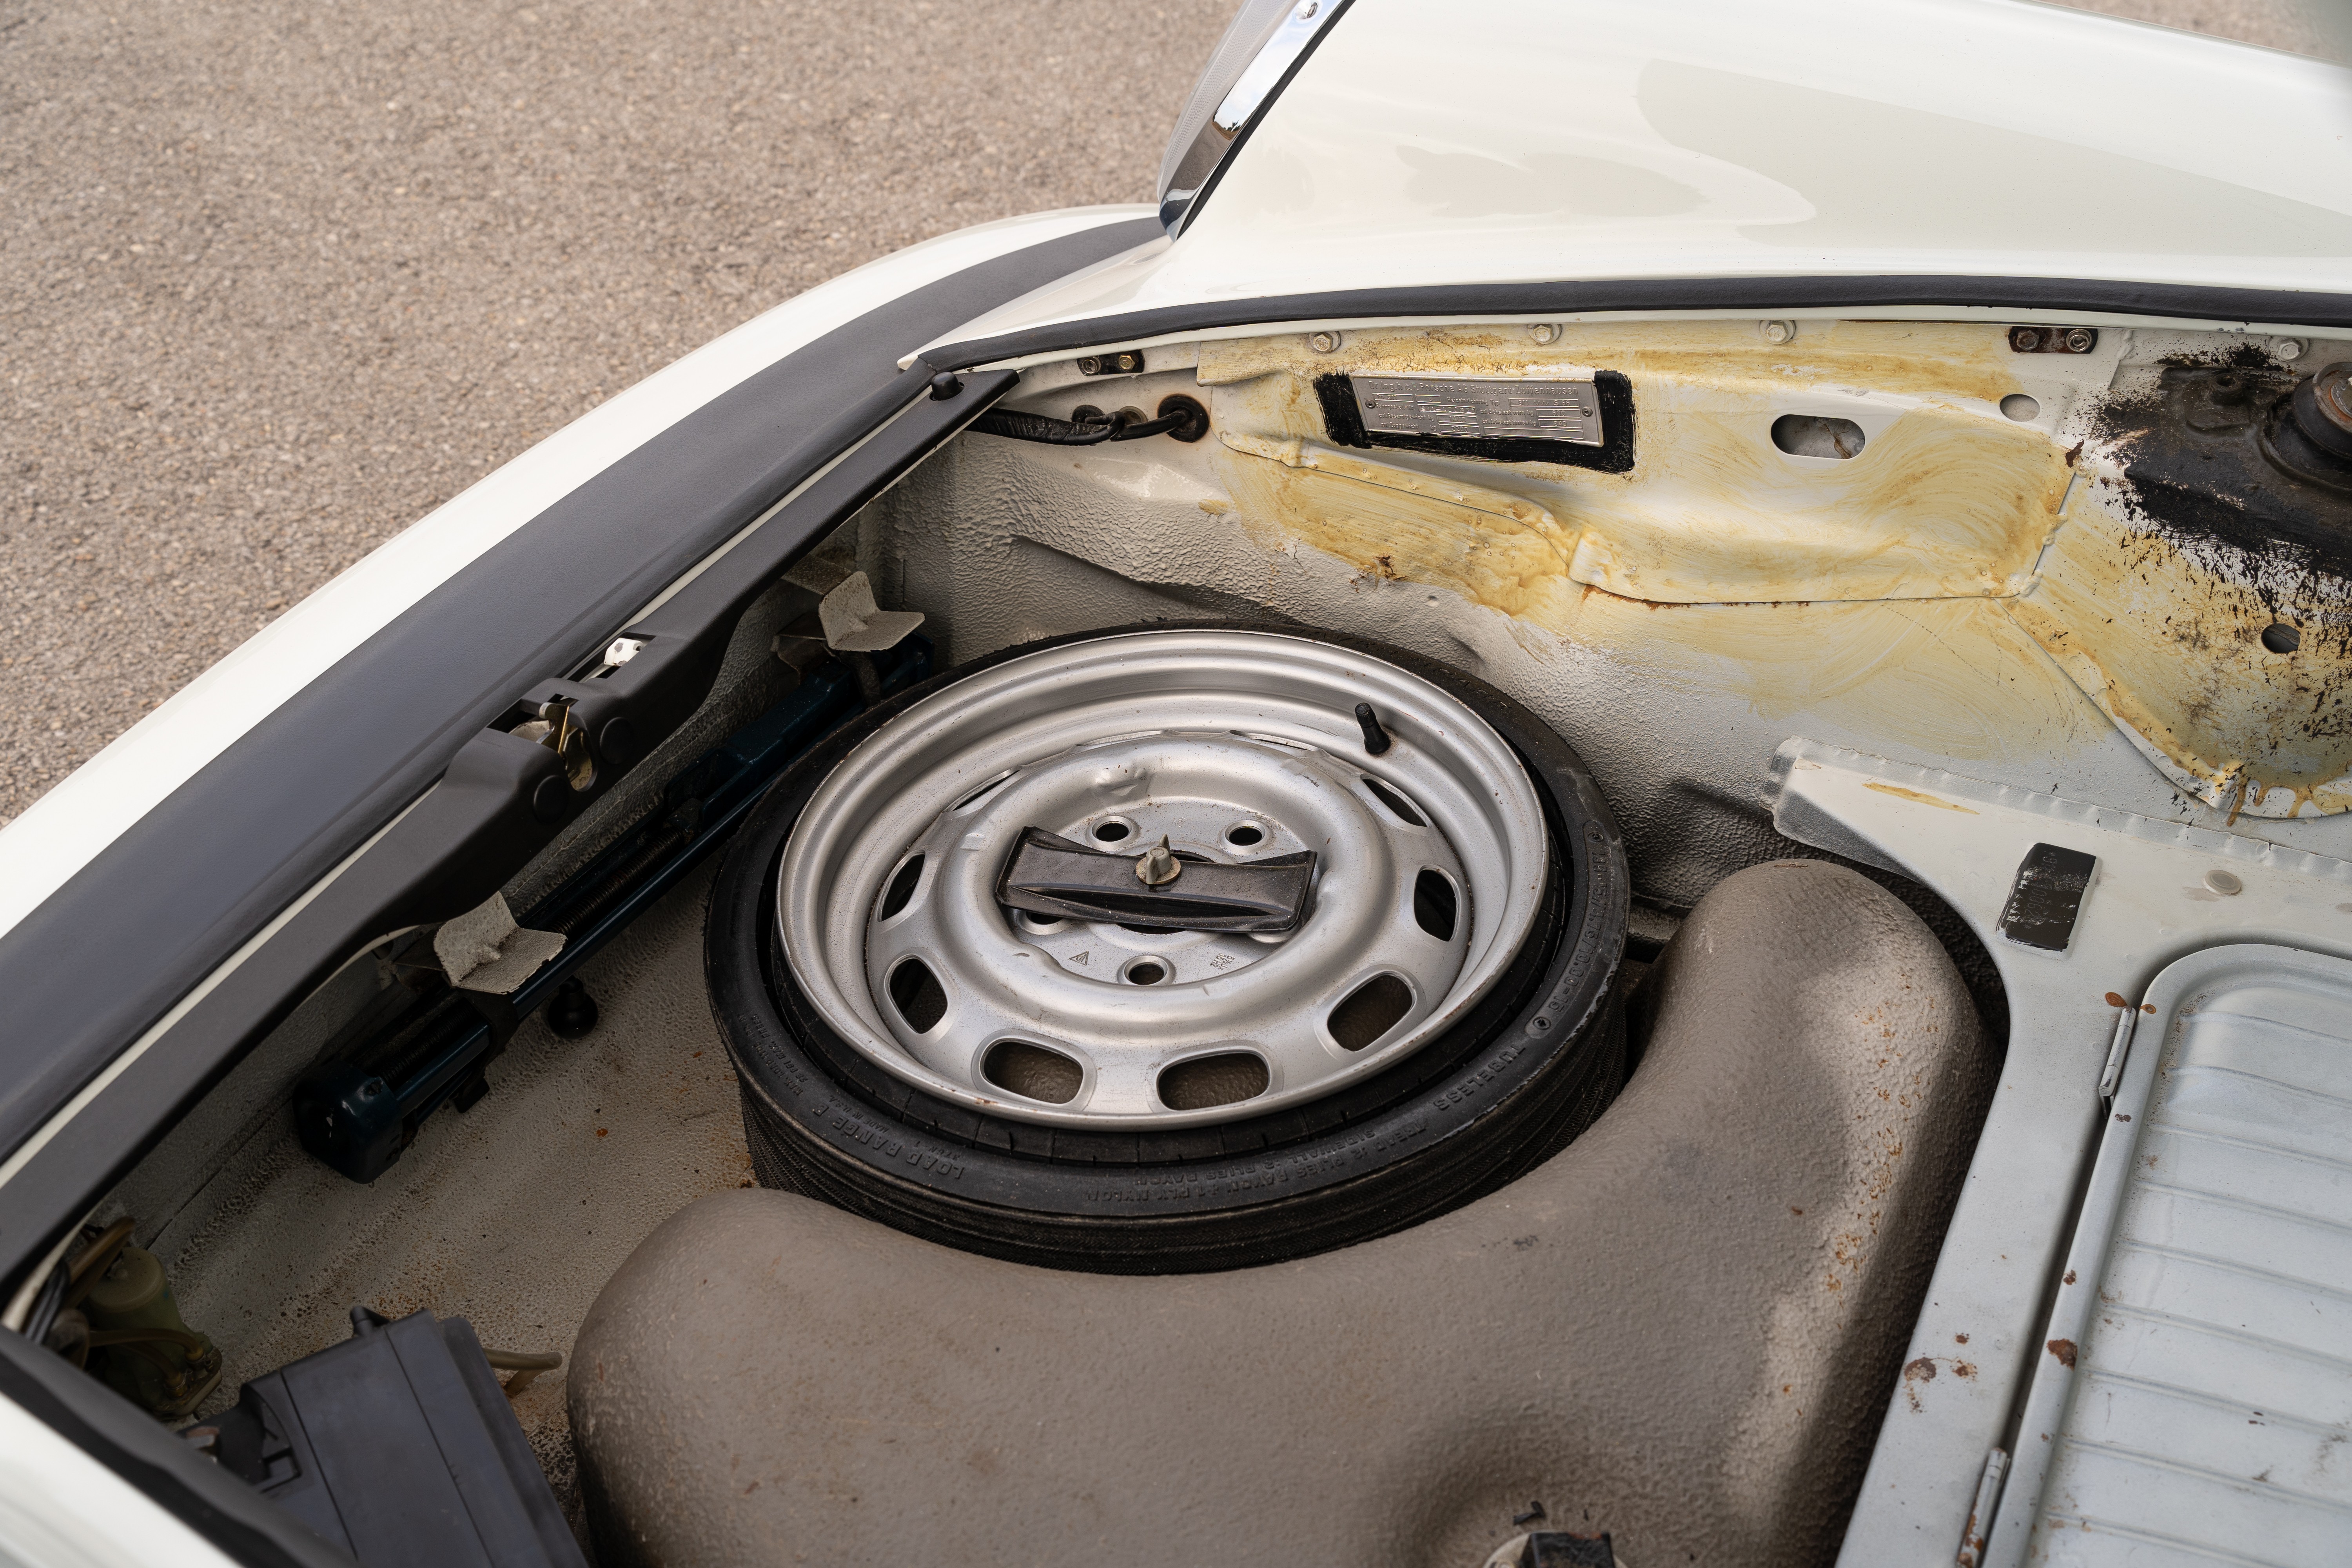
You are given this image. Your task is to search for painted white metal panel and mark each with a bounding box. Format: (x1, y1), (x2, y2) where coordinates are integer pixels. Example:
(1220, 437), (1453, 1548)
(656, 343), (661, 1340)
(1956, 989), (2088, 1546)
(1766, 746), (2352, 1566)
(1992, 945), (2352, 1566)
(0, 206), (1150, 948)
(0, 1394), (237, 1568)
(933, 0), (2352, 357)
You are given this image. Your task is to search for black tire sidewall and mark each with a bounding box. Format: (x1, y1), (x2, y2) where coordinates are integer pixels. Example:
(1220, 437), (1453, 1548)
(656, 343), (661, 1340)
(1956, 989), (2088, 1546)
(707, 622), (1629, 1262)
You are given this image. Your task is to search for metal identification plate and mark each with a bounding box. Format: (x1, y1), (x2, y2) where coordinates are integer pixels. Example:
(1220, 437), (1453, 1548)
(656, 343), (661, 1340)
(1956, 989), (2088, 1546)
(1352, 376), (1602, 446)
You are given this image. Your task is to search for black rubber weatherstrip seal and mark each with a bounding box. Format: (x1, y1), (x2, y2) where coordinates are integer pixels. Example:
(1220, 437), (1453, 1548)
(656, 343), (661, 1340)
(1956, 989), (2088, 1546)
(0, 1327), (353, 1568)
(922, 273), (2352, 370)
(0, 214), (1160, 1289)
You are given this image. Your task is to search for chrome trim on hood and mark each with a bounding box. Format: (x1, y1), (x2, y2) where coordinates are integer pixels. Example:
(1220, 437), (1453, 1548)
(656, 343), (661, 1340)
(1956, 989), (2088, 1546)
(1157, 0), (1351, 236)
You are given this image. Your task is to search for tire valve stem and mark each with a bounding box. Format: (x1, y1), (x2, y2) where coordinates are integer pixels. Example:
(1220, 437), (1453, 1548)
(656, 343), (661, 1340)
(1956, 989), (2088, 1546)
(1136, 835), (1183, 887)
(1354, 702), (1393, 756)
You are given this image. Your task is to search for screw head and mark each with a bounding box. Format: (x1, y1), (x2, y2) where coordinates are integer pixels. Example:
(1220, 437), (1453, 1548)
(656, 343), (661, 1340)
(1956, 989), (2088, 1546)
(1308, 331), (1340, 354)
(2010, 326), (2043, 352)
(2276, 338), (2306, 362)
(1075, 356), (1100, 375)
(1761, 319), (1795, 344)
(1529, 322), (1560, 345)
(2063, 327), (2097, 354)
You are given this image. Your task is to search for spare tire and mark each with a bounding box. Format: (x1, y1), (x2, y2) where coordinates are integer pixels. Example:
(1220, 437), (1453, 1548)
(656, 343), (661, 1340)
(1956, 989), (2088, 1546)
(706, 624), (1628, 1273)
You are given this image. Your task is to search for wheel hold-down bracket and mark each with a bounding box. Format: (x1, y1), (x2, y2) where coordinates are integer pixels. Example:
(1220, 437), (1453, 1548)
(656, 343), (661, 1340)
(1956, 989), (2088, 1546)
(995, 827), (1316, 933)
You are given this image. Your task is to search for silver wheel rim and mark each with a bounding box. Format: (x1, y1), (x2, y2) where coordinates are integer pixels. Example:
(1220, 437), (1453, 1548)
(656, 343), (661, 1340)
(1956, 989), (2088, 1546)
(777, 630), (1548, 1129)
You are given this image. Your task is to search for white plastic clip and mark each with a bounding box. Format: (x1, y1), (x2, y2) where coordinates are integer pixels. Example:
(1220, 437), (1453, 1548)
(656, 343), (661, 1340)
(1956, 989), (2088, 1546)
(818, 571), (925, 653)
(434, 893), (564, 995)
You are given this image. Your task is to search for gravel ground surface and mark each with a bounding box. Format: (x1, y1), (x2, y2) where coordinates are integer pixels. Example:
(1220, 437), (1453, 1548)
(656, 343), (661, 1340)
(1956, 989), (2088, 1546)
(0, 0), (2340, 825)
(0, 0), (1233, 822)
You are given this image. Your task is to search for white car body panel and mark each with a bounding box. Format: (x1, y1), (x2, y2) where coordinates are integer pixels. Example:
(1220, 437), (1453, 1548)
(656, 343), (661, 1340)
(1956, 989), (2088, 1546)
(0, 206), (1149, 949)
(929, 0), (2352, 361)
(0, 1394), (236, 1568)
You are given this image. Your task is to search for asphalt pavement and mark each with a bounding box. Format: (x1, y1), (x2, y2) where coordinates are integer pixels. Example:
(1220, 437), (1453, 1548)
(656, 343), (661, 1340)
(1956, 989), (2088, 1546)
(1, 0), (2339, 826)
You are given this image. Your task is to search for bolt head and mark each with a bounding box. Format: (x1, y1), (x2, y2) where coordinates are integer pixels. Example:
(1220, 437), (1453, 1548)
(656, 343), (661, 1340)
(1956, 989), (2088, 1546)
(2010, 326), (2043, 352)
(1075, 356), (1099, 375)
(2063, 328), (2096, 354)
(2276, 338), (2306, 362)
(1762, 319), (1794, 344)
(1529, 322), (1560, 345)
(1308, 331), (1340, 354)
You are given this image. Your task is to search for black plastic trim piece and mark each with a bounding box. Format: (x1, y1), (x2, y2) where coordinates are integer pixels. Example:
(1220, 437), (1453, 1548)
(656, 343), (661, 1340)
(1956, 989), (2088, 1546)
(0, 1327), (353, 1568)
(925, 274), (2352, 371)
(0, 213), (1157, 1288)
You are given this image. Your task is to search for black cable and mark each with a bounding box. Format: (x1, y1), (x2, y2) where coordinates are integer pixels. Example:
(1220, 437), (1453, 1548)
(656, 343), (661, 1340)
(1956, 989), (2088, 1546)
(20, 1263), (67, 1348)
(971, 407), (1196, 446)
(969, 409), (1123, 445)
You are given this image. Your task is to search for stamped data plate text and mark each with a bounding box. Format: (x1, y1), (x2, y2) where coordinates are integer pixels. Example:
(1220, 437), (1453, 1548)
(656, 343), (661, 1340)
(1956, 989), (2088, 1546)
(1352, 376), (1602, 446)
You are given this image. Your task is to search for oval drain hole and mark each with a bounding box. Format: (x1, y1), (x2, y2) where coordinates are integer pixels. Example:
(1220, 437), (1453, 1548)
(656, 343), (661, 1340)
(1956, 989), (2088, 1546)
(1771, 414), (1866, 459)
(1413, 869), (1458, 942)
(1329, 974), (1414, 1051)
(877, 854), (925, 920)
(1361, 776), (1426, 828)
(982, 1041), (1083, 1105)
(888, 958), (947, 1034)
(1158, 1053), (1270, 1110)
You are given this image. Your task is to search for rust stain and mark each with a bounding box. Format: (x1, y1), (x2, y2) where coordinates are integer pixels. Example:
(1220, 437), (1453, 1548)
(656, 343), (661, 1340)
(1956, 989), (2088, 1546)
(1863, 782), (1979, 813)
(2009, 489), (2352, 816)
(1571, 592), (2110, 765)
(2064, 1269), (2078, 1285)
(1194, 320), (2352, 801)
(1212, 437), (1581, 625)
(2104, 992), (2128, 1008)
(2047, 1338), (2078, 1368)
(1197, 318), (2035, 406)
(1563, 400), (2066, 604)
(1209, 331), (2070, 606)
(1901, 1354), (1938, 1412)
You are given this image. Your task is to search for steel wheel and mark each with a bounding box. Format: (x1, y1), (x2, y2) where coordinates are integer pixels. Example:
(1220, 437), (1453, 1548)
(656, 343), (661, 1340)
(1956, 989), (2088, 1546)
(710, 623), (1629, 1274)
(776, 629), (1547, 1128)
